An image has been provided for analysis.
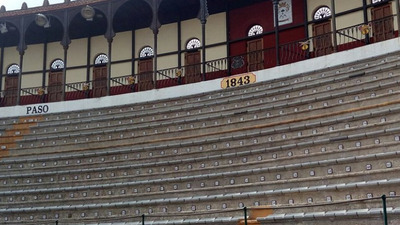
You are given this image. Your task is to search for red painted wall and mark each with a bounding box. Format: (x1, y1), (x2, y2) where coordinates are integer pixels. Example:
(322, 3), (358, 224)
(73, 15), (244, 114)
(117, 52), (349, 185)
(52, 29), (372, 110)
(229, 0), (306, 72)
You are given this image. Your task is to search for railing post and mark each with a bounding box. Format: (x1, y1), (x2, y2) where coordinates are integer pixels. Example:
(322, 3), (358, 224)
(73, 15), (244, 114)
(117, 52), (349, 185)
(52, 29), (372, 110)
(55, 220), (58, 225)
(142, 214), (145, 225)
(244, 207), (248, 225)
(382, 195), (388, 225)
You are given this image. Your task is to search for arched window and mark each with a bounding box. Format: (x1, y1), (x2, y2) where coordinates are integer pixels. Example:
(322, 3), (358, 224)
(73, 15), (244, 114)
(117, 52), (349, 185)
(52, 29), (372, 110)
(139, 46), (154, 58)
(94, 53), (108, 66)
(7, 64), (20, 75)
(186, 38), (201, 50)
(313, 6), (332, 21)
(248, 25), (264, 37)
(372, 0), (387, 4)
(50, 59), (64, 71)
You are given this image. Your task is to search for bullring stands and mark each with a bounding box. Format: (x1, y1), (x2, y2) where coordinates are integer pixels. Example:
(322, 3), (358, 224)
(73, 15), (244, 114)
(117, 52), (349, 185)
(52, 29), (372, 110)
(1, 50), (400, 224)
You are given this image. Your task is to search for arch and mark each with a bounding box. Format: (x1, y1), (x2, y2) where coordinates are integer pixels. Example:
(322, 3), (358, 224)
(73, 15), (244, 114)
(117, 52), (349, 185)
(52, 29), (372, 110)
(159, 0), (200, 25)
(248, 24), (264, 37)
(24, 14), (64, 45)
(113, 0), (153, 32)
(69, 6), (108, 39)
(94, 53), (109, 66)
(50, 59), (65, 72)
(6, 64), (20, 76)
(186, 38), (201, 50)
(313, 6), (332, 21)
(0, 21), (20, 47)
(139, 46), (154, 58)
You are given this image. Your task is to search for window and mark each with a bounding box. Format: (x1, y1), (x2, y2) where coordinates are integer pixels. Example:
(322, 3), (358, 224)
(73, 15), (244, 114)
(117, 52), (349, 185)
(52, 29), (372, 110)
(94, 53), (108, 65)
(50, 59), (64, 71)
(372, 0), (387, 4)
(139, 46), (154, 58)
(186, 38), (201, 50)
(7, 64), (20, 75)
(248, 25), (264, 37)
(313, 6), (332, 21)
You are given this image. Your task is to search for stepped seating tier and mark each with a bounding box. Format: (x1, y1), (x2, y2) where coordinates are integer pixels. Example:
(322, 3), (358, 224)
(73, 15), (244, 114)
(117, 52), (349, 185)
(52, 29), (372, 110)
(1, 52), (400, 224)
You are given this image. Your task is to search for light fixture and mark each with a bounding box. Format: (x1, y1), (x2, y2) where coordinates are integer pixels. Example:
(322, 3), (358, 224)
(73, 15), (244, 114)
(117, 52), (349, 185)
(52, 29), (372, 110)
(0, 22), (7, 34)
(81, 5), (95, 21)
(35, 13), (50, 28)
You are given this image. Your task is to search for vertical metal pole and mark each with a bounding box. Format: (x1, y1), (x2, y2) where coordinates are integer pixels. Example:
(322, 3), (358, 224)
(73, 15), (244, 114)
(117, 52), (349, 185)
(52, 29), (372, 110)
(201, 22), (206, 81)
(142, 214), (145, 225)
(0, 46), (4, 95)
(177, 19), (182, 69)
(153, 30), (158, 89)
(243, 207), (248, 225)
(62, 45), (68, 101)
(86, 37), (91, 83)
(331, 0), (338, 52)
(131, 30), (135, 76)
(303, 0), (310, 59)
(273, 0), (280, 66)
(382, 195), (388, 225)
(42, 42), (47, 88)
(106, 39), (112, 96)
(55, 220), (58, 225)
(199, 0), (208, 81)
(16, 52), (24, 105)
(226, 1), (231, 76)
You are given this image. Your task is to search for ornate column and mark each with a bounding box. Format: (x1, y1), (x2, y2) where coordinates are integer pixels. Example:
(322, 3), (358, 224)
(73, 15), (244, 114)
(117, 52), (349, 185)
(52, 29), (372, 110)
(198, 0), (209, 81)
(106, 38), (113, 95)
(61, 10), (71, 101)
(273, 0), (280, 66)
(61, 45), (68, 101)
(149, 0), (161, 89)
(331, 0), (337, 52)
(16, 17), (26, 105)
(105, 1), (115, 96)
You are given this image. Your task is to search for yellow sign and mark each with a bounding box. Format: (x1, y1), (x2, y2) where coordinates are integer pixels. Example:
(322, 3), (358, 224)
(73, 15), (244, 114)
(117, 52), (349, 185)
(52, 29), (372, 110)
(221, 73), (256, 89)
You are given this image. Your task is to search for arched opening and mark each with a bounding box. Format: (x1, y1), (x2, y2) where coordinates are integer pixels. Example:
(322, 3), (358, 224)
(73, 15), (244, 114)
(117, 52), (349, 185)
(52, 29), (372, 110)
(184, 38), (202, 84)
(93, 53), (108, 98)
(3, 64), (20, 106)
(312, 6), (333, 57)
(137, 46), (154, 91)
(158, 0), (200, 25)
(247, 25), (264, 72)
(113, 0), (152, 32)
(25, 14), (64, 45)
(48, 59), (64, 102)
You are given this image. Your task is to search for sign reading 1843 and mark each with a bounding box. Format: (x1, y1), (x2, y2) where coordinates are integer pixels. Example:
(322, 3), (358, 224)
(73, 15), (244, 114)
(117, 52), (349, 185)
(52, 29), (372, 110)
(221, 73), (256, 89)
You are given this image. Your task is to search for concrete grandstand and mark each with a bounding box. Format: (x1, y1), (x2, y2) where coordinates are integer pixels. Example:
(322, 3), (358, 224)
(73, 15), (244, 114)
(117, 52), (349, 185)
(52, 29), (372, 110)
(1, 0), (400, 224)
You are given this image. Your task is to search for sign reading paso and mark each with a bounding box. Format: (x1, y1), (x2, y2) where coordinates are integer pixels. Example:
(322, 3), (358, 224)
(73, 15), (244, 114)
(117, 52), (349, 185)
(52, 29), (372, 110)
(26, 105), (49, 115)
(221, 73), (256, 89)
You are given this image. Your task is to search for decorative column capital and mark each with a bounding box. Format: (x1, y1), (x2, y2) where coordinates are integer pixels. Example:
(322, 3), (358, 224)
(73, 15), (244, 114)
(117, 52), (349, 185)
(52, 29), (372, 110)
(198, 0), (209, 24)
